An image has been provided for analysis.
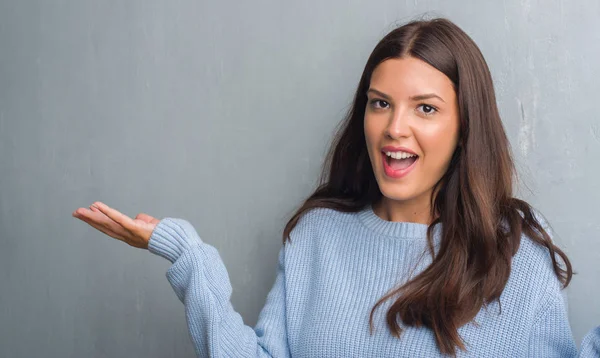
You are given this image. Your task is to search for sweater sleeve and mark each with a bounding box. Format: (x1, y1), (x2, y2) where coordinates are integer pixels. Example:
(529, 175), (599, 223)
(579, 326), (600, 358)
(527, 292), (578, 357)
(527, 295), (600, 358)
(147, 217), (291, 358)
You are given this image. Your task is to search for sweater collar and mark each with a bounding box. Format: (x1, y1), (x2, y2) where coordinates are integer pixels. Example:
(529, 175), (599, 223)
(356, 203), (440, 239)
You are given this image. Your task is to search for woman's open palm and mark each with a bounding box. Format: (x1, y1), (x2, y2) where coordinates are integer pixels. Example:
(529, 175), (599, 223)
(72, 202), (160, 249)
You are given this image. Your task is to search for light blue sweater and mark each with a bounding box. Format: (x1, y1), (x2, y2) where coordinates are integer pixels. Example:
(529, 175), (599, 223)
(147, 204), (600, 357)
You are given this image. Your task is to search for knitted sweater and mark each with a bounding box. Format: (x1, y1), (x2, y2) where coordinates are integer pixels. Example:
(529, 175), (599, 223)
(147, 204), (600, 357)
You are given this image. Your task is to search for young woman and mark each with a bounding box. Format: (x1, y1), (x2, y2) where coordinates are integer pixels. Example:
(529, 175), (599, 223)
(73, 18), (600, 357)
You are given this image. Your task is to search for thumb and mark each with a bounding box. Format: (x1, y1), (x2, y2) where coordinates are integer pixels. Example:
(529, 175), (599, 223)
(136, 213), (160, 225)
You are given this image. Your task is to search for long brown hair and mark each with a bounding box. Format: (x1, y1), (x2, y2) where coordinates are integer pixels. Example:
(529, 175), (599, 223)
(281, 17), (572, 356)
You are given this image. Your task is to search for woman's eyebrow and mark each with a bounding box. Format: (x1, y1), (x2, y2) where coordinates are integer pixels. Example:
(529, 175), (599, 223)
(409, 93), (445, 103)
(366, 88), (392, 100)
(367, 88), (445, 103)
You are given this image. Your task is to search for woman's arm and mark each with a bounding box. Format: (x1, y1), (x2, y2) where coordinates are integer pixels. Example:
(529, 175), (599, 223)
(527, 292), (578, 357)
(579, 326), (600, 357)
(527, 291), (600, 358)
(148, 218), (291, 358)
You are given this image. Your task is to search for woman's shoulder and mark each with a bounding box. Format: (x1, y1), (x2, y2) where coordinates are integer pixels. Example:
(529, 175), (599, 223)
(512, 234), (560, 283)
(292, 206), (356, 231)
(285, 206), (357, 247)
(512, 207), (559, 271)
(509, 207), (567, 303)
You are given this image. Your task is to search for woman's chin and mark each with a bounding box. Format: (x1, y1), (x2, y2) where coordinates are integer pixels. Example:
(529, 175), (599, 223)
(380, 188), (419, 203)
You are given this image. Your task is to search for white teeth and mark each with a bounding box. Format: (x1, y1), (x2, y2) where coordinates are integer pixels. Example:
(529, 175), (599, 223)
(385, 151), (417, 159)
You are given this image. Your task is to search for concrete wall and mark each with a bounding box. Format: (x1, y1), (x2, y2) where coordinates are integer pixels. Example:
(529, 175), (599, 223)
(1, 0), (598, 356)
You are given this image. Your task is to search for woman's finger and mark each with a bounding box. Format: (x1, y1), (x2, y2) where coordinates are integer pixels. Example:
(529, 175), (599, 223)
(79, 215), (125, 242)
(74, 207), (129, 237)
(73, 209), (124, 241)
(92, 202), (136, 231)
(89, 205), (129, 236)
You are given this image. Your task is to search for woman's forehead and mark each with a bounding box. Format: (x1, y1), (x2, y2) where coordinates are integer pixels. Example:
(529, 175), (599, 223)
(369, 57), (455, 101)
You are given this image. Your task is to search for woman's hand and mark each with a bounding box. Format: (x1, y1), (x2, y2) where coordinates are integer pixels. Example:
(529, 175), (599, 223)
(72, 201), (160, 249)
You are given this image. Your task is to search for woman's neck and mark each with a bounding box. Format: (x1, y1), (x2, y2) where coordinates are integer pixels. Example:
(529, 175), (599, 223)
(373, 196), (434, 225)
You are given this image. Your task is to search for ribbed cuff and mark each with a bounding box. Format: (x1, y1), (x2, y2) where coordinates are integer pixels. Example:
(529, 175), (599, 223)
(148, 218), (203, 263)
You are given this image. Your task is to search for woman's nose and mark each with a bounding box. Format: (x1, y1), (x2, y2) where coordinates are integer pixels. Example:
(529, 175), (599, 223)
(385, 110), (412, 139)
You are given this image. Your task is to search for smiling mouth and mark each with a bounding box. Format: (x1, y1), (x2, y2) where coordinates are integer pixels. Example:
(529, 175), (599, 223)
(383, 153), (419, 171)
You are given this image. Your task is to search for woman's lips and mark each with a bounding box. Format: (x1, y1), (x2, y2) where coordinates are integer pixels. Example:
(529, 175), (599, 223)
(381, 153), (418, 179)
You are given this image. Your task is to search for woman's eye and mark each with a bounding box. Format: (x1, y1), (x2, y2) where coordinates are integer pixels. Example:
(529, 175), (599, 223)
(370, 99), (389, 109)
(417, 104), (437, 115)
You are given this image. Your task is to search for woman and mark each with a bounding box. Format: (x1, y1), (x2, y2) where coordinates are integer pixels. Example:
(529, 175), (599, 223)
(73, 18), (600, 357)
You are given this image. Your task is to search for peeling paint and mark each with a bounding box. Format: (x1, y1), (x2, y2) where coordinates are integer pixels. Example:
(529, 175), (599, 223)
(591, 124), (600, 144)
(517, 98), (535, 156)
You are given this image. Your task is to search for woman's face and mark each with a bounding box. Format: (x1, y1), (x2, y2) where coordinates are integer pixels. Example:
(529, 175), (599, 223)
(364, 56), (460, 210)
